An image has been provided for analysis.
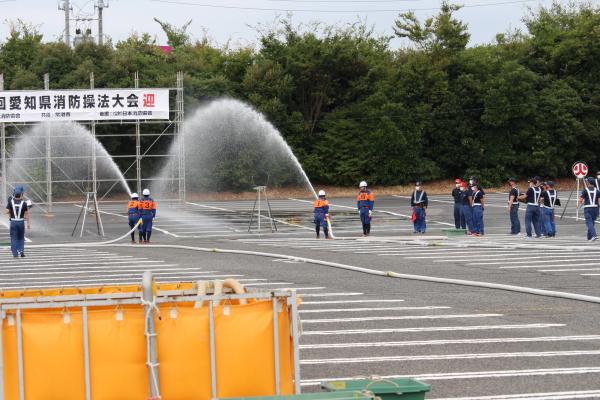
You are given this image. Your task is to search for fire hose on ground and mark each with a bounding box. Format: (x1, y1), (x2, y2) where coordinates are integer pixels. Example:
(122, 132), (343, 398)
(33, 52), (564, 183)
(17, 219), (600, 306)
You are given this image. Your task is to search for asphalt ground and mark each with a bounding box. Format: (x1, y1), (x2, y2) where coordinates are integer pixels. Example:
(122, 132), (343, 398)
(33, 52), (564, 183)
(2, 193), (600, 399)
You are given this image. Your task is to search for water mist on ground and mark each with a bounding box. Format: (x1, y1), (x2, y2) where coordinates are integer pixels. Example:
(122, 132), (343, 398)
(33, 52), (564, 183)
(7, 122), (131, 206)
(153, 98), (317, 199)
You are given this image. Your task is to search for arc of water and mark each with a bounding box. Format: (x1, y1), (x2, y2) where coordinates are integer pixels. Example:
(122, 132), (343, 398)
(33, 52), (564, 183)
(8, 122), (131, 202)
(9, 123), (87, 196)
(98, 122), (173, 201)
(153, 99), (317, 200)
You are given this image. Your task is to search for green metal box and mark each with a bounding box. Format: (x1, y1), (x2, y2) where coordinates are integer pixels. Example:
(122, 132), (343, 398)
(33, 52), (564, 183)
(322, 378), (431, 400)
(441, 228), (467, 237)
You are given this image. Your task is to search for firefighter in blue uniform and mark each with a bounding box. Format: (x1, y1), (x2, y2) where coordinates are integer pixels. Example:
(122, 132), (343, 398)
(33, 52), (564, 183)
(313, 190), (330, 239)
(507, 178), (521, 235)
(411, 181), (428, 234)
(139, 188), (157, 243)
(577, 177), (600, 241)
(5, 186), (31, 258)
(459, 182), (472, 234)
(127, 193), (142, 243)
(540, 181), (560, 237)
(524, 177), (543, 239)
(538, 183), (548, 237)
(467, 176), (485, 235)
(357, 181), (374, 237)
(452, 178), (465, 229)
(471, 184), (485, 236)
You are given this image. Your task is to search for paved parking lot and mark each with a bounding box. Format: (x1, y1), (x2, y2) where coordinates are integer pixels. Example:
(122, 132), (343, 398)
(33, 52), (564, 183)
(2, 193), (600, 399)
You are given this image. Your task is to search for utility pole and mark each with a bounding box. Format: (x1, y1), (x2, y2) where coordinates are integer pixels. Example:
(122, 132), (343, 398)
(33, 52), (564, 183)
(96, 0), (109, 46)
(59, 0), (71, 47)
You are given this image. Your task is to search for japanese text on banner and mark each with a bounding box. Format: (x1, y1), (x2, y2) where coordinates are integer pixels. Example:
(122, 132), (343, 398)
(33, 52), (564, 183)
(0, 89), (170, 122)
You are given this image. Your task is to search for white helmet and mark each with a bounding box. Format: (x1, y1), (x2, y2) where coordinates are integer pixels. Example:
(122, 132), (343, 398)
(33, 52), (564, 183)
(131, 193), (139, 199)
(359, 181), (367, 188)
(318, 190), (326, 197)
(142, 189), (150, 196)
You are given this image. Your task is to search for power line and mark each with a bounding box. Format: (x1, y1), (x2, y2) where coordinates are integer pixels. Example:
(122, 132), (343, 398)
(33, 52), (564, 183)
(150, 0), (540, 13)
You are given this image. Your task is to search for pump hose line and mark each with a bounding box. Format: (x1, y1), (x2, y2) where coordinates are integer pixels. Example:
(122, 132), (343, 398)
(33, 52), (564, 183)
(20, 225), (600, 305)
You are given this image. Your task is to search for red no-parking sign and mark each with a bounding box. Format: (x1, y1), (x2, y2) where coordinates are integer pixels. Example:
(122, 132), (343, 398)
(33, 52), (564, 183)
(572, 161), (588, 178)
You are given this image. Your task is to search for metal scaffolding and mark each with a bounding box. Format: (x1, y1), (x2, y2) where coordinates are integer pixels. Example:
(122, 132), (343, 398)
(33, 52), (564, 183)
(0, 71), (186, 208)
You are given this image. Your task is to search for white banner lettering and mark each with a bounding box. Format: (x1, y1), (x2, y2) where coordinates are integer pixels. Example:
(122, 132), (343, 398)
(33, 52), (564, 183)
(0, 89), (170, 122)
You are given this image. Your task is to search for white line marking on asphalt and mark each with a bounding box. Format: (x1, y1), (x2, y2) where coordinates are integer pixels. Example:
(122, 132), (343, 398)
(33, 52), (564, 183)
(303, 323), (564, 335)
(415, 253), (589, 260)
(242, 282), (292, 286)
(302, 313), (503, 323)
(299, 335), (600, 349)
(301, 366), (600, 386)
(0, 265), (206, 273)
(0, 260), (163, 269)
(167, 230), (241, 234)
(301, 299), (404, 305)
(0, 266), (180, 281)
(0, 256), (136, 265)
(0, 268), (225, 276)
(539, 267), (600, 272)
(299, 306), (450, 313)
(471, 257), (600, 265)
(501, 263), (600, 269)
(300, 292), (364, 297)
(186, 201), (313, 231)
(0, 250), (114, 256)
(300, 349), (600, 365)
(429, 389), (600, 400)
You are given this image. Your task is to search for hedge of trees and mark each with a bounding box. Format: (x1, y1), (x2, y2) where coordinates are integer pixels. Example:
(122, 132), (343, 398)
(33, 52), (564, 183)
(0, 2), (598, 187)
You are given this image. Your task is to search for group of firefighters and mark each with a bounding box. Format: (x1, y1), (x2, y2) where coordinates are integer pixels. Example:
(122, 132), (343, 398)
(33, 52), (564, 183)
(450, 176), (561, 239)
(312, 175), (600, 241)
(4, 186), (157, 257)
(6, 174), (600, 256)
(126, 189), (157, 244)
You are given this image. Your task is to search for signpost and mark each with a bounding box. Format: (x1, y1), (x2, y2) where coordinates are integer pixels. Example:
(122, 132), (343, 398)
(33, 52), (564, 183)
(572, 161), (588, 221)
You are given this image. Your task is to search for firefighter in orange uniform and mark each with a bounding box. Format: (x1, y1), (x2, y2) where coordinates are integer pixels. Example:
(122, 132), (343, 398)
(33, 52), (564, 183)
(313, 190), (330, 239)
(127, 193), (142, 243)
(139, 188), (157, 243)
(357, 181), (375, 236)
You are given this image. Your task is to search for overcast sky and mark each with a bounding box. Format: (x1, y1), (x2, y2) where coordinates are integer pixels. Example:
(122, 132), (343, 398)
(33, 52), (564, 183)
(0, 0), (591, 49)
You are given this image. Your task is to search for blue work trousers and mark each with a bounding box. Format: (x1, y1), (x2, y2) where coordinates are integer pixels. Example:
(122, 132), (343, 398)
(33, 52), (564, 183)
(542, 208), (556, 237)
(460, 204), (473, 233)
(509, 204), (520, 234)
(584, 207), (598, 240)
(525, 205), (541, 238)
(128, 215), (141, 229)
(472, 206), (484, 235)
(140, 215), (154, 234)
(413, 207), (426, 233)
(359, 208), (371, 235)
(10, 220), (25, 257)
(314, 214), (329, 238)
(454, 203), (465, 229)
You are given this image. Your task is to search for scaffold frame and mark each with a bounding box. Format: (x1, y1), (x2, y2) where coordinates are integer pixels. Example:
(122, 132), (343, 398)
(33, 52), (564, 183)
(0, 71), (186, 211)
